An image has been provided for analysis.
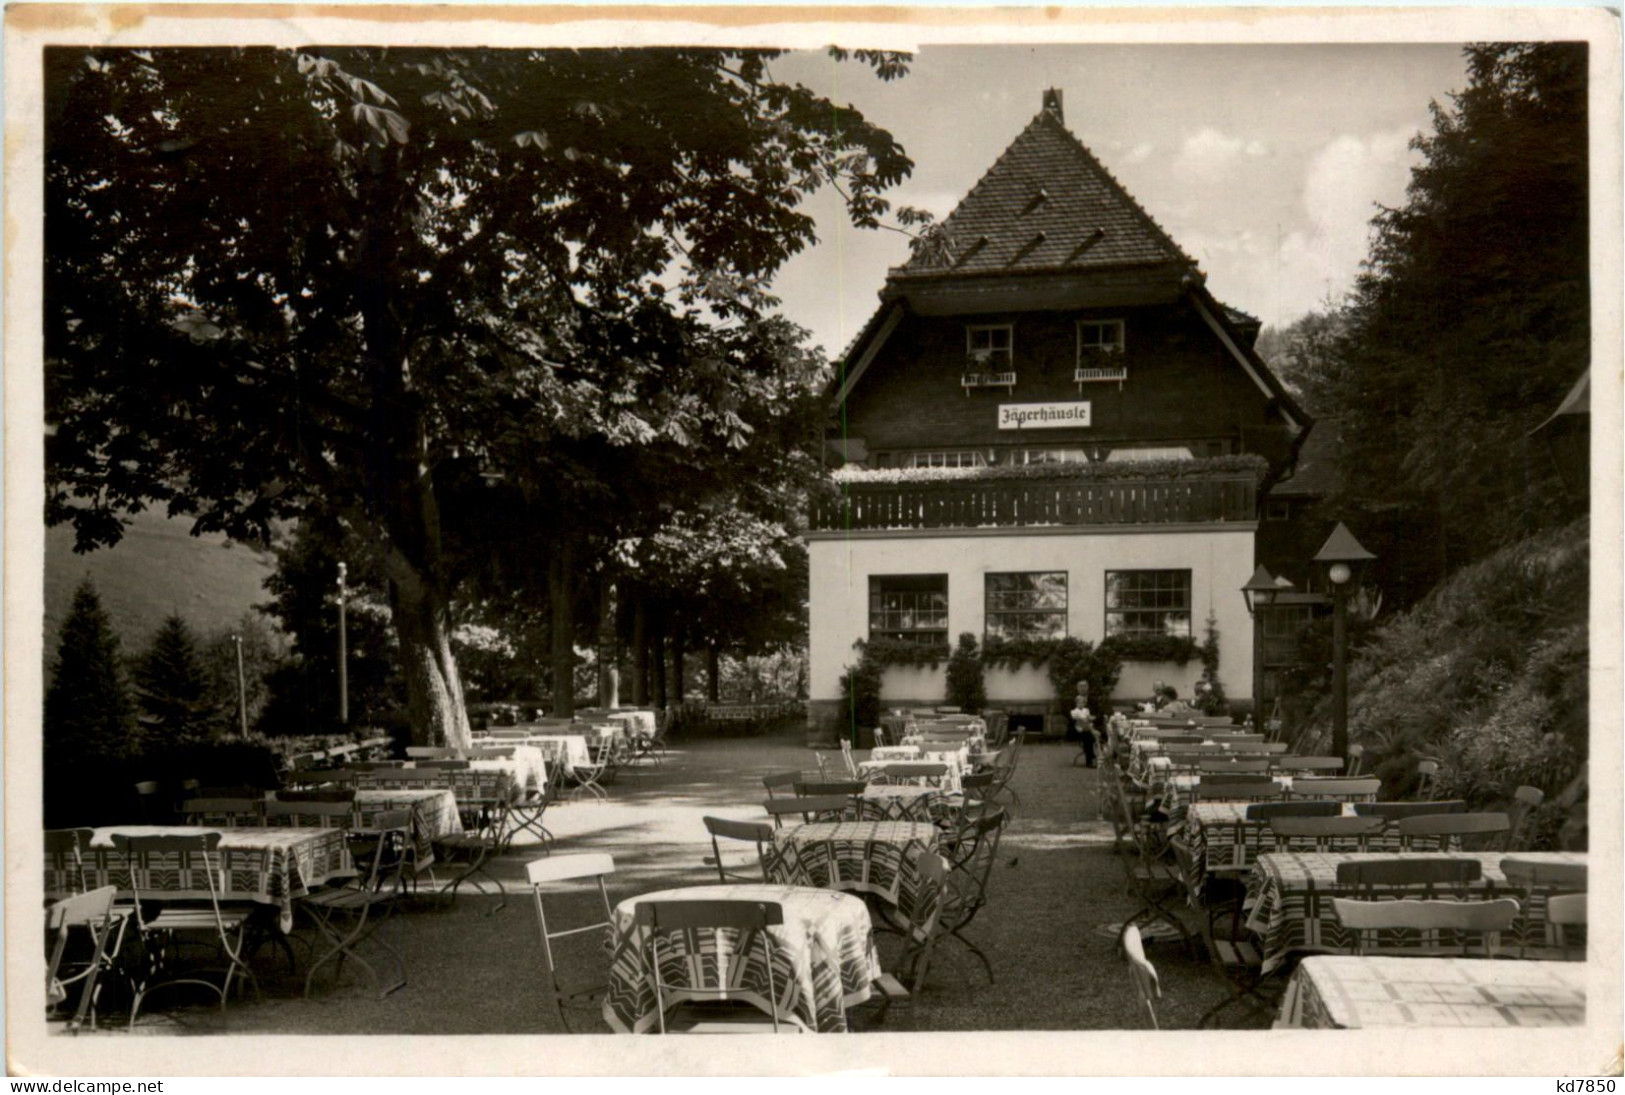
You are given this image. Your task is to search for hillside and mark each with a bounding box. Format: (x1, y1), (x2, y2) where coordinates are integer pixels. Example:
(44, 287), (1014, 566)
(44, 508), (277, 655)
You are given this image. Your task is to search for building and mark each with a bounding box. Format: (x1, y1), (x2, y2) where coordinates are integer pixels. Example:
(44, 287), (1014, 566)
(804, 90), (1311, 736)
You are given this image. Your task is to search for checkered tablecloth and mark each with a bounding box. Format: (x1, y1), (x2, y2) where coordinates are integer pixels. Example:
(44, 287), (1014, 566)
(857, 757), (966, 792)
(1245, 851), (1588, 973)
(1276, 956), (1586, 1029)
(767, 821), (941, 931)
(602, 884), (881, 1033)
(469, 745), (547, 794)
(1180, 803), (1426, 897)
(354, 788), (464, 865)
(503, 734), (592, 770)
(50, 826), (353, 932)
(857, 785), (942, 822)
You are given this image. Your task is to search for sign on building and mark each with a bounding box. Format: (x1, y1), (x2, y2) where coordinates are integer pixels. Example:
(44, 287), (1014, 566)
(998, 402), (1092, 430)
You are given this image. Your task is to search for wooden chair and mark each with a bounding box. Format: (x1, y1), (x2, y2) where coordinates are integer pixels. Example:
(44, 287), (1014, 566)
(1277, 756), (1345, 774)
(1196, 758), (1271, 774)
(1353, 800), (1468, 821)
(301, 811), (411, 999)
(113, 832), (261, 1029)
(432, 784), (518, 913)
(1288, 778), (1381, 803)
(1345, 744), (1365, 776)
(45, 885), (120, 1033)
(636, 900), (792, 1033)
(134, 780), (169, 823)
(1168, 838), (1273, 1027)
(1504, 785), (1546, 850)
(526, 853), (617, 1032)
(701, 817), (774, 883)
(1547, 893), (1586, 959)
(1267, 814), (1387, 852)
(1112, 778), (1194, 952)
(1187, 780), (1283, 804)
(794, 779), (866, 798)
(264, 795), (355, 829)
(1245, 800), (1342, 821)
(762, 794), (852, 829)
(761, 771), (802, 800)
(1121, 924), (1162, 1030)
(1499, 857), (1588, 959)
(1415, 758), (1440, 799)
(1335, 857), (1482, 898)
(936, 807), (1007, 983)
(1395, 812), (1510, 851)
(181, 797), (266, 827)
(872, 852), (952, 1000)
(1330, 897), (1521, 957)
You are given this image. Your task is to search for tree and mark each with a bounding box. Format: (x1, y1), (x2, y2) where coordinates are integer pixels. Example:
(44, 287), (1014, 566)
(46, 47), (916, 745)
(45, 578), (137, 769)
(134, 614), (213, 746)
(1320, 43), (1588, 586)
(944, 633), (986, 714)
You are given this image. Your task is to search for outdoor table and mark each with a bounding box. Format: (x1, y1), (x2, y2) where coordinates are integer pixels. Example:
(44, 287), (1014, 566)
(1181, 802), (1414, 896)
(467, 744), (547, 794)
(1276, 956), (1585, 1029)
(602, 710), (656, 739)
(354, 787), (464, 866)
(602, 883), (881, 1033)
(1160, 773), (1294, 812)
(486, 733), (591, 770)
(766, 820), (940, 916)
(857, 784), (941, 823)
(869, 744), (928, 762)
(856, 758), (965, 792)
(46, 825), (353, 933)
(1244, 850), (1588, 973)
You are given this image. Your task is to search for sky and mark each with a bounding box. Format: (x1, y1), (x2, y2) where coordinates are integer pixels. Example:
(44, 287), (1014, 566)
(763, 43), (1470, 361)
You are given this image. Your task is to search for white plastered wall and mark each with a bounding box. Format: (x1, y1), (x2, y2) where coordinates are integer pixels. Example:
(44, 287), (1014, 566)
(806, 525), (1257, 707)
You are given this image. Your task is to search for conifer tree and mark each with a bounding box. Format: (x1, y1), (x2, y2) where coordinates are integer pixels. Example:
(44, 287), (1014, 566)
(134, 613), (212, 746)
(44, 578), (137, 768)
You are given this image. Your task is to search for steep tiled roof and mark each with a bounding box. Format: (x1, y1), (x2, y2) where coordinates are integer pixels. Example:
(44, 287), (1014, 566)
(893, 107), (1193, 279)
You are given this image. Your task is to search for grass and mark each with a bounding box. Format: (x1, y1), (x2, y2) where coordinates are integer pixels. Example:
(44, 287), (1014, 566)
(84, 729), (1269, 1036)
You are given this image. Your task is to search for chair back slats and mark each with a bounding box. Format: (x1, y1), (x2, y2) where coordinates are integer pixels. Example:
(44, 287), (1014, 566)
(637, 900), (784, 1033)
(1498, 857), (1588, 890)
(1353, 800), (1468, 820)
(1334, 857), (1484, 891)
(264, 797), (356, 827)
(1330, 896), (1521, 956)
(1196, 759), (1271, 773)
(793, 780), (865, 797)
(1394, 812), (1511, 849)
(1268, 814), (1386, 851)
(1279, 756), (1345, 772)
(1245, 800), (1342, 821)
(1288, 778), (1381, 801)
(528, 852), (617, 884)
(1189, 780), (1282, 802)
(181, 797), (264, 826)
(761, 771), (802, 799)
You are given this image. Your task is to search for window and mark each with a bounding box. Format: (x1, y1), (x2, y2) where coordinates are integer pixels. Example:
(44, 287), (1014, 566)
(1077, 319), (1126, 356)
(1105, 570), (1192, 638)
(904, 450), (989, 469)
(1264, 499), (1292, 521)
(869, 575), (948, 646)
(1013, 447), (1090, 466)
(1104, 446), (1194, 464)
(985, 572), (1068, 641)
(966, 325), (1013, 369)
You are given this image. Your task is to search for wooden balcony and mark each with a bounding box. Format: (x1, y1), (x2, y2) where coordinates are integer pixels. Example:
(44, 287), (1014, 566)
(808, 474), (1257, 532)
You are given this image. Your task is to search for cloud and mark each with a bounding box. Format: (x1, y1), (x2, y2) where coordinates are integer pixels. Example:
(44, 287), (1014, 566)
(1126, 142), (1155, 163)
(1171, 127), (1249, 178)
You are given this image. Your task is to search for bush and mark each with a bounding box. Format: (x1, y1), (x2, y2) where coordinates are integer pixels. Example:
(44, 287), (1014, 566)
(837, 644), (883, 743)
(1046, 638), (1121, 724)
(944, 633), (986, 713)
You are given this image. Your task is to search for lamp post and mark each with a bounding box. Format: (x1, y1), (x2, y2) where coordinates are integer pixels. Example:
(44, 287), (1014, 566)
(231, 633), (249, 738)
(1240, 565), (1282, 730)
(1313, 522), (1376, 759)
(336, 562), (350, 727)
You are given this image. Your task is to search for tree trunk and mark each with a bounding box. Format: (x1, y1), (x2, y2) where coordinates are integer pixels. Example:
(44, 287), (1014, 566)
(548, 540), (576, 717)
(652, 615), (667, 708)
(630, 595), (648, 705)
(384, 544), (470, 750)
(597, 579), (619, 709)
(671, 630), (687, 704)
(707, 642), (721, 703)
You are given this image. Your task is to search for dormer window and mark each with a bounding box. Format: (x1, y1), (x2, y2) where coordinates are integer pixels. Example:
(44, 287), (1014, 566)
(966, 324), (1013, 369)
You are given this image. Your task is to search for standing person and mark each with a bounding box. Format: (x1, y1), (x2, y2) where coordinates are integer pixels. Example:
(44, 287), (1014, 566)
(1071, 679), (1096, 767)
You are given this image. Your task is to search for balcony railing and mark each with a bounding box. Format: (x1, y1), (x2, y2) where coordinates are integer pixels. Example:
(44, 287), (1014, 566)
(808, 474), (1257, 532)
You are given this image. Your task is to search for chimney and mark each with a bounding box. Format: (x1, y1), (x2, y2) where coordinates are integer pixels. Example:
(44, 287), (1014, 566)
(1042, 88), (1064, 122)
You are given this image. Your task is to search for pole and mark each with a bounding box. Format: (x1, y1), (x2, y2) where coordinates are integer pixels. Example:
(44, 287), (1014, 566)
(337, 562), (349, 726)
(1252, 611), (1265, 732)
(232, 634), (249, 738)
(1331, 583), (1348, 758)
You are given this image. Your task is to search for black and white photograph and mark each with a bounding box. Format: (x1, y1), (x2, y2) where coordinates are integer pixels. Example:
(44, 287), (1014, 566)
(6, 4), (1620, 1078)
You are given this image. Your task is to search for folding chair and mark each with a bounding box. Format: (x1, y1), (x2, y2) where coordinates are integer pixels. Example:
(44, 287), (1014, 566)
(1168, 838), (1274, 1027)
(1394, 812), (1510, 851)
(1276, 756), (1345, 774)
(527, 853), (617, 1032)
(1503, 785), (1546, 850)
(113, 832), (261, 1028)
(762, 794), (852, 829)
(793, 779), (866, 799)
(301, 811), (411, 998)
(1112, 779), (1194, 953)
(1196, 758), (1271, 775)
(432, 784), (518, 914)
(45, 885), (118, 1032)
(1287, 778), (1381, 803)
(1330, 897), (1521, 957)
(936, 807), (1007, 983)
(1415, 759), (1440, 799)
(636, 900), (792, 1032)
(507, 782), (555, 853)
(1352, 800), (1468, 821)
(838, 740), (861, 779)
(134, 780), (169, 823)
(1345, 744), (1365, 776)
(1186, 780), (1283, 805)
(1499, 857), (1587, 959)
(702, 817), (774, 883)
(1335, 857), (1483, 898)
(635, 709), (671, 766)
(761, 771), (802, 800)
(263, 796), (355, 829)
(1122, 923), (1162, 1029)
(568, 739), (614, 802)
(1547, 893), (1586, 960)
(871, 851), (952, 1000)
(1267, 814), (1387, 853)
(1244, 800), (1342, 821)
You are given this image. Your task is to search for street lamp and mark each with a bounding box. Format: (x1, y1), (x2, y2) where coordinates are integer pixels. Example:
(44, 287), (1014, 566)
(1313, 522), (1376, 759)
(1240, 565), (1282, 730)
(231, 633), (249, 739)
(336, 562), (350, 727)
